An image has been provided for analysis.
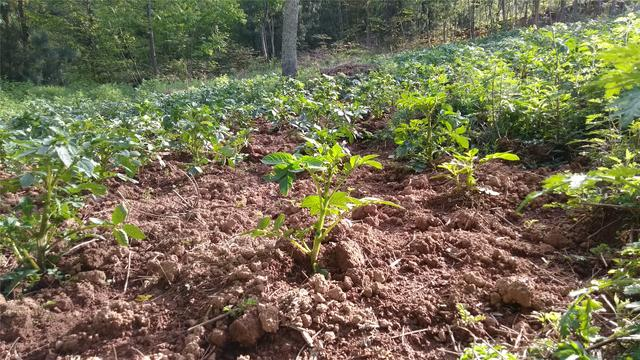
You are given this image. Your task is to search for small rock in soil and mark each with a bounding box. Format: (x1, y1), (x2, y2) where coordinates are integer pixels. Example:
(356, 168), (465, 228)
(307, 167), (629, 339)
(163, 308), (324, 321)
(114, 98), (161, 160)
(149, 260), (182, 283)
(495, 276), (534, 308)
(335, 240), (366, 272)
(543, 228), (572, 249)
(352, 205), (377, 220)
(326, 287), (347, 302)
(80, 248), (106, 270)
(208, 328), (228, 347)
(415, 214), (441, 231)
(341, 276), (353, 290)
(309, 273), (329, 295)
(220, 218), (239, 234)
(323, 331), (336, 343)
(229, 312), (264, 346)
(258, 303), (279, 333)
(74, 270), (107, 286)
(0, 302), (33, 341)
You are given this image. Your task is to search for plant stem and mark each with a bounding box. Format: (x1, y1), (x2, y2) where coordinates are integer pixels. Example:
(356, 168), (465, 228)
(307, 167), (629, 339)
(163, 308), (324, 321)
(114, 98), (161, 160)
(34, 164), (53, 271)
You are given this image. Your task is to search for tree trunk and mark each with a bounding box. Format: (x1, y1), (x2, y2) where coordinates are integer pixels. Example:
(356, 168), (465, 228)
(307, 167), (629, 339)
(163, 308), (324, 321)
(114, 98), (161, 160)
(17, 0), (29, 45)
(261, 0), (269, 59)
(365, 0), (371, 47)
(270, 18), (275, 58)
(281, 0), (299, 77)
(260, 22), (269, 59)
(147, 0), (159, 76)
(532, 0), (540, 25)
(470, 0), (476, 40)
(572, 0), (579, 18)
(500, 0), (507, 27)
(559, 0), (566, 21)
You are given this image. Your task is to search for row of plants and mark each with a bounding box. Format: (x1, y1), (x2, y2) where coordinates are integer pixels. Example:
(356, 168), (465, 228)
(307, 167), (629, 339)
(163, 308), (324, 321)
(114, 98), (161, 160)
(460, 22), (640, 360)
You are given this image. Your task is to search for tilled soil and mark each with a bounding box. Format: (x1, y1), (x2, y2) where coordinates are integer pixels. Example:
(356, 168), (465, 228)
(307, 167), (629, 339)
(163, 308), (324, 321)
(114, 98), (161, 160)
(1, 128), (600, 359)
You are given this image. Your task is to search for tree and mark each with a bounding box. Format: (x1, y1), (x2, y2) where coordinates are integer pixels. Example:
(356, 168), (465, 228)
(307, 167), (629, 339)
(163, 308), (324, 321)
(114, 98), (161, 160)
(281, 0), (298, 77)
(147, 0), (159, 75)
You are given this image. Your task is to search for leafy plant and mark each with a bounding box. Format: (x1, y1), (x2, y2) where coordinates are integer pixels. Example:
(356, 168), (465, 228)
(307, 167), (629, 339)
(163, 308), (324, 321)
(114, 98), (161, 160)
(456, 303), (486, 326)
(223, 297), (258, 319)
(460, 343), (518, 360)
(518, 149), (640, 213)
(551, 240), (640, 360)
(437, 149), (520, 191)
(0, 129), (144, 294)
(393, 92), (470, 171)
(248, 140), (400, 272)
(166, 105), (251, 173)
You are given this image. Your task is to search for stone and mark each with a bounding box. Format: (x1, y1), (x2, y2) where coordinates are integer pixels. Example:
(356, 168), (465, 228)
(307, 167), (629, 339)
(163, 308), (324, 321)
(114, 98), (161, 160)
(257, 304), (279, 333)
(74, 270), (107, 286)
(495, 277), (534, 308)
(229, 312), (264, 346)
(334, 240), (366, 272)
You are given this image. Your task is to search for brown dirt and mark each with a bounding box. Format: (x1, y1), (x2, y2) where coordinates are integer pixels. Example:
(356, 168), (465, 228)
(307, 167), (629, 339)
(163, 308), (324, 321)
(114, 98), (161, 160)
(0, 128), (604, 359)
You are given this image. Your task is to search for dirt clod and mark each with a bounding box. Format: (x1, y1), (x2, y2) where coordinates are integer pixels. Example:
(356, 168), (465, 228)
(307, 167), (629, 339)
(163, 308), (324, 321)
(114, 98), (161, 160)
(334, 240), (366, 272)
(74, 270), (107, 286)
(208, 328), (229, 347)
(229, 312), (264, 346)
(495, 276), (534, 308)
(90, 301), (137, 337)
(149, 259), (182, 283)
(0, 302), (33, 341)
(258, 303), (280, 333)
(326, 287), (347, 302)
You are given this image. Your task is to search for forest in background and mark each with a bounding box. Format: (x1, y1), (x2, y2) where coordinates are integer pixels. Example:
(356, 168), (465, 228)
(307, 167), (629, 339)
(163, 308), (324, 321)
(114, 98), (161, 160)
(0, 0), (635, 84)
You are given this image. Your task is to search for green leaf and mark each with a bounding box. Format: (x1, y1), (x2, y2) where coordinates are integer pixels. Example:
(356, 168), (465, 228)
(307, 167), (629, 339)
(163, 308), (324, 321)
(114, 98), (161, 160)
(19, 173), (36, 188)
(357, 197), (402, 209)
(113, 228), (129, 247)
(273, 214), (286, 230)
(55, 146), (74, 168)
(123, 224), (145, 240)
(68, 183), (108, 196)
(517, 190), (545, 213)
(257, 216), (271, 230)
(112, 203), (129, 225)
(483, 152), (520, 162)
(624, 284), (640, 296)
(89, 217), (105, 225)
(262, 152), (294, 166)
(301, 195), (322, 215)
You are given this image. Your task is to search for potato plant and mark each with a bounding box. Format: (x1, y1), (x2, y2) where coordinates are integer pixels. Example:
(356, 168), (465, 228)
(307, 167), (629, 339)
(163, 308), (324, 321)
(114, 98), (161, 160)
(393, 92), (470, 171)
(437, 149), (520, 191)
(249, 140), (399, 272)
(166, 105), (251, 174)
(0, 129), (144, 294)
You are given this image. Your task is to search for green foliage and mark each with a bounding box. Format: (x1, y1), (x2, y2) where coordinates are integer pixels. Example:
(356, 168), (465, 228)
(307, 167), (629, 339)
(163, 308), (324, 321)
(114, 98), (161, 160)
(438, 149), (519, 190)
(456, 303), (486, 326)
(550, 240), (640, 359)
(518, 149), (640, 213)
(249, 140), (399, 272)
(459, 343), (518, 360)
(0, 104), (146, 294)
(223, 297), (258, 319)
(165, 105), (251, 171)
(393, 92), (470, 171)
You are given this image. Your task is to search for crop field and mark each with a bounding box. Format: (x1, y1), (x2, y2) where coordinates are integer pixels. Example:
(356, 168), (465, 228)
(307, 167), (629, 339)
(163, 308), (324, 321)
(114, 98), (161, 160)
(1, 12), (639, 360)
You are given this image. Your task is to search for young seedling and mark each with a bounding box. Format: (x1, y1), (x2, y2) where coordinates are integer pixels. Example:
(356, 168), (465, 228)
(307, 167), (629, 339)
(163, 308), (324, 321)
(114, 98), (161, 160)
(249, 139), (400, 273)
(437, 149), (519, 191)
